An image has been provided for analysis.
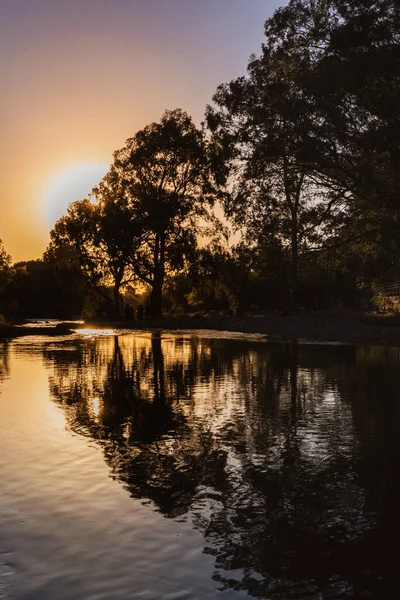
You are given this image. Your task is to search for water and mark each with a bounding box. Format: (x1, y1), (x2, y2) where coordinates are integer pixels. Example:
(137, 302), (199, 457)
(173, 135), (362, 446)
(18, 319), (84, 328)
(1, 332), (400, 599)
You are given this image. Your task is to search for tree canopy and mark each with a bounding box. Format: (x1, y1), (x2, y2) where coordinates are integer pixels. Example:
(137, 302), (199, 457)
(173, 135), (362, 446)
(206, 0), (400, 308)
(112, 108), (224, 316)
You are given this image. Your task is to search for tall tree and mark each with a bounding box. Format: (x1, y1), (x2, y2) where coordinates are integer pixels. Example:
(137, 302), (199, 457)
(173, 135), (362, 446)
(207, 9), (347, 308)
(47, 170), (143, 316)
(113, 109), (224, 317)
(92, 167), (144, 313)
(261, 0), (400, 247)
(208, 0), (400, 304)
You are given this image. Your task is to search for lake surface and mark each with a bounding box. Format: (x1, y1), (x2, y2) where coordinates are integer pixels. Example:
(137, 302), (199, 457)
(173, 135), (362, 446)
(1, 331), (400, 599)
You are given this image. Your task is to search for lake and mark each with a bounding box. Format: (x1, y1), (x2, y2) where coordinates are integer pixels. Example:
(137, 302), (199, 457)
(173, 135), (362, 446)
(1, 330), (400, 599)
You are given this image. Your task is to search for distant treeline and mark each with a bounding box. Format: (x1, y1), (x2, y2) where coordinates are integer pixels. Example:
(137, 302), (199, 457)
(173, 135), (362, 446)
(1, 0), (400, 320)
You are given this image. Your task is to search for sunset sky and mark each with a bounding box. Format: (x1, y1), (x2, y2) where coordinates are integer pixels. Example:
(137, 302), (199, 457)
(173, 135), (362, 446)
(1, 0), (283, 262)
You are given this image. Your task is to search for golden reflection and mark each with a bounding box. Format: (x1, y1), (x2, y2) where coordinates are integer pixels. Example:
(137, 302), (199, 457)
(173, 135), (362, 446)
(89, 396), (102, 421)
(76, 328), (115, 337)
(42, 334), (367, 484)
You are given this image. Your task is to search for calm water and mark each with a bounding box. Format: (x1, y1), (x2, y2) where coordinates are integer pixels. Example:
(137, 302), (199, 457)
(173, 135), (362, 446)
(1, 331), (400, 599)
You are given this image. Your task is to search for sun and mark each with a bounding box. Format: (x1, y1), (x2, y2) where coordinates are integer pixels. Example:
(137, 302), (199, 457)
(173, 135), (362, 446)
(43, 162), (109, 227)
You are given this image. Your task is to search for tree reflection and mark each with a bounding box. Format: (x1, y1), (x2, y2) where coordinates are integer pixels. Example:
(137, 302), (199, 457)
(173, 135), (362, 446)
(45, 334), (227, 517)
(0, 341), (9, 389)
(43, 336), (400, 598)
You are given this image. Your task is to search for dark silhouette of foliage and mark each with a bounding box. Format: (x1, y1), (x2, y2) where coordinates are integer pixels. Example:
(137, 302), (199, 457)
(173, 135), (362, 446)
(207, 24), (347, 307)
(112, 109), (225, 317)
(0, 239), (12, 299)
(3, 258), (89, 319)
(206, 0), (400, 308)
(47, 170), (144, 317)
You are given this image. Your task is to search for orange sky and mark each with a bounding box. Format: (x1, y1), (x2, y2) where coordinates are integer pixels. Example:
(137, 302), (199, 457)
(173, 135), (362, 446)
(0, 0), (283, 262)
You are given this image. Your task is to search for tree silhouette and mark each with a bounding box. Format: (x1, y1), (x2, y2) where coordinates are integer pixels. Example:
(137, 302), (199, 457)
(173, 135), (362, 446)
(0, 239), (12, 298)
(112, 109), (224, 317)
(0, 341), (9, 388)
(48, 172), (144, 316)
(207, 0), (400, 308)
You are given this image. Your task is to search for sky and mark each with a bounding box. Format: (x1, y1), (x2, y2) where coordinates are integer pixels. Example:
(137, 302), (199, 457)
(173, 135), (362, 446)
(0, 0), (284, 262)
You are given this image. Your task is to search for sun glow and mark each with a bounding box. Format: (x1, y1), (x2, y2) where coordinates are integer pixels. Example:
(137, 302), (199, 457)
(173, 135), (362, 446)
(43, 162), (109, 227)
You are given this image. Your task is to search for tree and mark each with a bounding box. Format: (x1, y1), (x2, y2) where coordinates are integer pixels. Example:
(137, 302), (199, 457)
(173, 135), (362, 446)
(208, 0), (400, 307)
(47, 169), (144, 317)
(4, 258), (89, 319)
(43, 240), (93, 318)
(186, 243), (242, 312)
(113, 109), (224, 317)
(48, 202), (109, 309)
(259, 0), (400, 256)
(207, 10), (348, 308)
(0, 239), (12, 298)
(92, 168), (144, 314)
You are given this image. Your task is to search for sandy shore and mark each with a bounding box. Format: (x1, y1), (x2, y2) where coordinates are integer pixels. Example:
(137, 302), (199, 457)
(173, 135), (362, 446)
(2, 311), (400, 345)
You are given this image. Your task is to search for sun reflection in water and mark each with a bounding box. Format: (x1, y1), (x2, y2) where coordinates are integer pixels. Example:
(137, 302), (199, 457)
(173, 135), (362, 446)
(89, 397), (102, 421)
(76, 328), (115, 337)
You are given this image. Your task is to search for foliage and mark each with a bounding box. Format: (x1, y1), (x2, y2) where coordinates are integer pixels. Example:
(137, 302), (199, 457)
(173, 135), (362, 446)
(206, 24), (347, 307)
(47, 169), (144, 316)
(0, 240), (11, 269)
(207, 0), (400, 309)
(186, 244), (239, 312)
(0, 239), (12, 300)
(3, 259), (89, 319)
(113, 109), (225, 316)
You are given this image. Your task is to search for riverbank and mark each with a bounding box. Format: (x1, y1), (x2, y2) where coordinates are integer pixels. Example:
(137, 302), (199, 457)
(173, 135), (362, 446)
(0, 322), (75, 338)
(82, 310), (400, 345)
(84, 311), (400, 345)
(2, 311), (400, 345)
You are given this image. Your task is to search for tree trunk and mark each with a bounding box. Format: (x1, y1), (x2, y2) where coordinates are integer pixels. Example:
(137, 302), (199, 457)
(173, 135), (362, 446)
(284, 169), (303, 313)
(150, 233), (165, 317)
(113, 281), (121, 319)
(290, 344), (298, 421)
(290, 216), (299, 311)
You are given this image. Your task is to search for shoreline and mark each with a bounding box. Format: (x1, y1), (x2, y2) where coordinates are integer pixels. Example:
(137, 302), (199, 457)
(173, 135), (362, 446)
(98, 312), (400, 345)
(2, 311), (400, 346)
